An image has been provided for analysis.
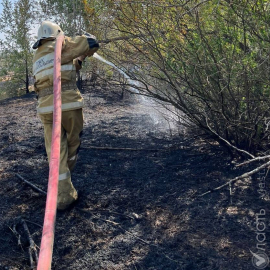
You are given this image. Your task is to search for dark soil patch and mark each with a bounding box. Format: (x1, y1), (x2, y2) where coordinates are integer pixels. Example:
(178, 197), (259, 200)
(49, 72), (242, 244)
(0, 85), (269, 270)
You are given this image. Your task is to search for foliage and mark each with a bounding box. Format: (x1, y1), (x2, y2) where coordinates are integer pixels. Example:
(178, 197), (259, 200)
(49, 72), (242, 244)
(39, 0), (111, 37)
(0, 0), (37, 93)
(83, 0), (270, 154)
(1, 0), (270, 154)
(39, 0), (85, 36)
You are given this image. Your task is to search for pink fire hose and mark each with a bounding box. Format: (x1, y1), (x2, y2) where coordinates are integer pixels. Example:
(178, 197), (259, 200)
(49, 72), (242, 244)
(37, 34), (65, 270)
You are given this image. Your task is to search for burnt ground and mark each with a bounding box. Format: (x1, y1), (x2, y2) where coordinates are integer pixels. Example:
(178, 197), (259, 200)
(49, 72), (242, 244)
(0, 84), (269, 270)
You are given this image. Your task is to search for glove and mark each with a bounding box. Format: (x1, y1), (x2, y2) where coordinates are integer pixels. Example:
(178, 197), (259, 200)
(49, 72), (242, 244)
(82, 32), (99, 54)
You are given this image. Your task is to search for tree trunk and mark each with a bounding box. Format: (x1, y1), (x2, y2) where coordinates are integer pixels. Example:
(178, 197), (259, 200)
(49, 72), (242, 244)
(25, 57), (29, 93)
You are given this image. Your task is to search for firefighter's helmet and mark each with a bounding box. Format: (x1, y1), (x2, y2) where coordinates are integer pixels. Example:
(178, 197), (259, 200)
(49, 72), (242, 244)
(32, 21), (63, 49)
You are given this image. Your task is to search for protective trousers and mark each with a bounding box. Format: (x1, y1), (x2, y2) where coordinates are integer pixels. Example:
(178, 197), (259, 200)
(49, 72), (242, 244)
(39, 109), (83, 210)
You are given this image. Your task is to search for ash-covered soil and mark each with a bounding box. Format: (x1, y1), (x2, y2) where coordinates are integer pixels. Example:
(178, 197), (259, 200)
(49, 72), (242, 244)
(0, 84), (269, 270)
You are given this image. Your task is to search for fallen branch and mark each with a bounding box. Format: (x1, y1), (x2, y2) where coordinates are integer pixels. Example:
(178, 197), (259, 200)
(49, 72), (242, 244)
(236, 155), (270, 167)
(81, 146), (182, 152)
(9, 218), (39, 269)
(82, 146), (161, 151)
(205, 116), (255, 158)
(199, 159), (270, 197)
(15, 174), (47, 195)
(9, 224), (23, 251)
(24, 219), (43, 228)
(20, 218), (38, 269)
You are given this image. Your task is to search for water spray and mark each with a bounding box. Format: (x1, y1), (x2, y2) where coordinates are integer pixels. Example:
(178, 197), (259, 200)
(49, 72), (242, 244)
(93, 53), (140, 94)
(92, 53), (179, 128)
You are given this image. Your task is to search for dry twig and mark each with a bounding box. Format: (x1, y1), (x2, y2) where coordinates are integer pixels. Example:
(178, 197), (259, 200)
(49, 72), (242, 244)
(199, 159), (270, 197)
(9, 218), (39, 269)
(205, 116), (255, 158)
(20, 218), (39, 269)
(24, 219), (43, 228)
(81, 145), (184, 152)
(9, 224), (23, 251)
(15, 173), (47, 195)
(236, 155), (270, 167)
(81, 146), (160, 151)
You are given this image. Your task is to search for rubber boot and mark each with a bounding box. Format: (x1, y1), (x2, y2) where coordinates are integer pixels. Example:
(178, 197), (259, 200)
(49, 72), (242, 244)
(57, 178), (78, 210)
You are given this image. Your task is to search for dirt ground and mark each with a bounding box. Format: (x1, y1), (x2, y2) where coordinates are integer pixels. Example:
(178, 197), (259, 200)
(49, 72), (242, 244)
(0, 83), (269, 270)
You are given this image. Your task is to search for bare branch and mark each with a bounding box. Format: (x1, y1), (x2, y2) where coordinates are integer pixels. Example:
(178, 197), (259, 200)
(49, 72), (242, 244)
(205, 116), (255, 158)
(236, 155), (270, 167)
(15, 174), (47, 195)
(199, 160), (270, 197)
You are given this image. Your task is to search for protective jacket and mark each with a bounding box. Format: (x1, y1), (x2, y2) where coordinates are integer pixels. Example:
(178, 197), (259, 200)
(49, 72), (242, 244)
(33, 35), (99, 114)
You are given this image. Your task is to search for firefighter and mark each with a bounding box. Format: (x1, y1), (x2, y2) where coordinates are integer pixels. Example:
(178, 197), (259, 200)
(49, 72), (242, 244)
(32, 21), (99, 210)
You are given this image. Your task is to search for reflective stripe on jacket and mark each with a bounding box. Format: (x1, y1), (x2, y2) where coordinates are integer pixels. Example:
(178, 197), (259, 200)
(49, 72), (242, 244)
(33, 35), (99, 114)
